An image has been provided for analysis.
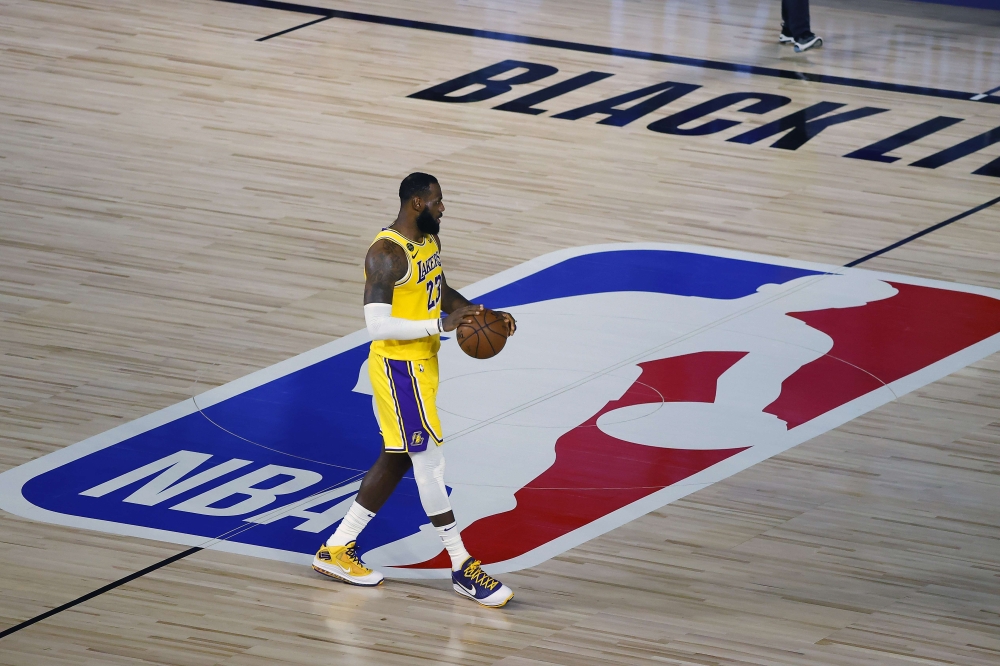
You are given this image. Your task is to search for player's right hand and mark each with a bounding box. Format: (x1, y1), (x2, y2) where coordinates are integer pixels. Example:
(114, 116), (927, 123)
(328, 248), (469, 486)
(442, 304), (483, 332)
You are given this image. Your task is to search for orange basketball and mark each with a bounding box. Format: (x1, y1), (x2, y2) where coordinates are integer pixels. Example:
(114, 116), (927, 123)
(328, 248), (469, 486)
(456, 309), (509, 359)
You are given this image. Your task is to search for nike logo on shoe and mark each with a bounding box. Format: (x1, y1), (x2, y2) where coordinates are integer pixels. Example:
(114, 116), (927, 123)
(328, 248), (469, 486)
(456, 581), (476, 596)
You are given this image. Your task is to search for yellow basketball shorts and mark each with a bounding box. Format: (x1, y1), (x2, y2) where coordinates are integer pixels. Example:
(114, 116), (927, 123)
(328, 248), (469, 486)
(369, 350), (443, 453)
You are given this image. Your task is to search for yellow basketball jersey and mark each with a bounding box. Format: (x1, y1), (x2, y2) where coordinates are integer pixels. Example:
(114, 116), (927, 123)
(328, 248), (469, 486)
(368, 228), (443, 361)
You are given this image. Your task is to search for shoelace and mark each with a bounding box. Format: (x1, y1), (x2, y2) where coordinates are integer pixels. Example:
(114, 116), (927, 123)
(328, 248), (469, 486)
(462, 560), (500, 591)
(343, 545), (367, 569)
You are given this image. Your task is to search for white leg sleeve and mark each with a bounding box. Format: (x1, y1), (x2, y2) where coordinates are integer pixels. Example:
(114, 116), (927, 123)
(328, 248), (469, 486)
(408, 445), (451, 517)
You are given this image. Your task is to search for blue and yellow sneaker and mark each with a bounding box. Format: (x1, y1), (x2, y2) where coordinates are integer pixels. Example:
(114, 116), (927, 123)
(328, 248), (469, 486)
(312, 541), (384, 587)
(452, 557), (513, 608)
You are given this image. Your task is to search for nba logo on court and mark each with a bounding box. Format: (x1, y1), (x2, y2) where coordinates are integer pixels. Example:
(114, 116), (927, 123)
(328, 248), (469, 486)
(2, 244), (999, 577)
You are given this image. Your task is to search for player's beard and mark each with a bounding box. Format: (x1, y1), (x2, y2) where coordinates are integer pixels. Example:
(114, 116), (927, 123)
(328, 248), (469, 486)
(416, 206), (440, 235)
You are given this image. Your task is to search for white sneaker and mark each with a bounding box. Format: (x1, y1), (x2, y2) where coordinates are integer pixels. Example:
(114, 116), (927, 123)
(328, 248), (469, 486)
(794, 33), (823, 52)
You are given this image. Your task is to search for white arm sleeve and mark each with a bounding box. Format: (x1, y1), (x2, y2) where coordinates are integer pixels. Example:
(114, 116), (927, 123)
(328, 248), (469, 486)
(364, 303), (441, 341)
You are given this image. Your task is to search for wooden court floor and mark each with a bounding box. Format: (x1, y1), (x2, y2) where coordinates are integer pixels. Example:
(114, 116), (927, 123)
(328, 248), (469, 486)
(2, 0), (1000, 663)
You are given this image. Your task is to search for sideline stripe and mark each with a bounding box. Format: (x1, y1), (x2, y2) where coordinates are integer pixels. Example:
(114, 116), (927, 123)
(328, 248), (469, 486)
(0, 547), (203, 640)
(970, 84), (1000, 101)
(218, 0), (999, 106)
(846, 194), (1000, 267)
(256, 15), (332, 41)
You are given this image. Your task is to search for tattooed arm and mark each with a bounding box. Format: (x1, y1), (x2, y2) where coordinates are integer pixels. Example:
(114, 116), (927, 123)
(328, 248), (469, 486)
(363, 239), (482, 336)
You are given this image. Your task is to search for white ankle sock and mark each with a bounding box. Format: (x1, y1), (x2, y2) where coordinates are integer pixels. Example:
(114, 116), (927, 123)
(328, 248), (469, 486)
(434, 521), (471, 571)
(327, 501), (375, 547)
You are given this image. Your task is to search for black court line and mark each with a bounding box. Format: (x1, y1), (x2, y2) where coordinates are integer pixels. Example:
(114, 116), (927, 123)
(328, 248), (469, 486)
(0, 547), (202, 640)
(218, 0), (1000, 106)
(257, 14), (332, 41)
(972, 83), (1000, 101)
(846, 194), (1000, 267)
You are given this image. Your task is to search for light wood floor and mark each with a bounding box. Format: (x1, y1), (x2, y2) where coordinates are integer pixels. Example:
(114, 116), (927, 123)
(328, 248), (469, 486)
(2, 0), (1000, 663)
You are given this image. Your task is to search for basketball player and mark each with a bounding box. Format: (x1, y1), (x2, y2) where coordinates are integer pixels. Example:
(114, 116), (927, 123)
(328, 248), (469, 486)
(312, 173), (517, 608)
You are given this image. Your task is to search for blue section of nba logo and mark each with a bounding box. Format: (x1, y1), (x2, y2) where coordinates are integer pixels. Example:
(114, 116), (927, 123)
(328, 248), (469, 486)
(15, 250), (822, 558)
(20, 345), (432, 556)
(481, 250), (822, 308)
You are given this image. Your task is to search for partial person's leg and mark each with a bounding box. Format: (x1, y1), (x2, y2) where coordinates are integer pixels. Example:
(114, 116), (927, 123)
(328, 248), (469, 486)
(312, 454), (409, 585)
(311, 351), (416, 585)
(785, 0), (822, 51)
(325, 451), (412, 547)
(324, 349), (423, 548)
(779, 0), (795, 42)
(311, 457), (408, 586)
(784, 0), (810, 39)
(357, 450), (413, 511)
(408, 445), (470, 569)
(409, 444), (514, 608)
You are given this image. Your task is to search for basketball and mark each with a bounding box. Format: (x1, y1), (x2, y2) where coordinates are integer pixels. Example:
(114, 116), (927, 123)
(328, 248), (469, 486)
(456, 309), (509, 359)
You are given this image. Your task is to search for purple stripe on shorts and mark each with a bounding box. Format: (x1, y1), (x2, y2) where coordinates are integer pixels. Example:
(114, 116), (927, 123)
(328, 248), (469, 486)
(386, 359), (430, 452)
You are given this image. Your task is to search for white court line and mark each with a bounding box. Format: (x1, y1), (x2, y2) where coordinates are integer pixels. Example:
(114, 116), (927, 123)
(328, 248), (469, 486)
(970, 83), (1000, 100)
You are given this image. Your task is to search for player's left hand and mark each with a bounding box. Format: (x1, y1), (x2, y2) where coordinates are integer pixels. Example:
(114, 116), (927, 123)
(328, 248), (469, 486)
(493, 310), (516, 336)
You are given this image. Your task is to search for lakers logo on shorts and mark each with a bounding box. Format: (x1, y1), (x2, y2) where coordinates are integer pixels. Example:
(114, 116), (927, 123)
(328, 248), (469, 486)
(411, 432), (424, 447)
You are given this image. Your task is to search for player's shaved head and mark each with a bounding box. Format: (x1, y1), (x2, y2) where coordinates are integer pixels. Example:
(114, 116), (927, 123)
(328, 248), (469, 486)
(399, 172), (439, 203)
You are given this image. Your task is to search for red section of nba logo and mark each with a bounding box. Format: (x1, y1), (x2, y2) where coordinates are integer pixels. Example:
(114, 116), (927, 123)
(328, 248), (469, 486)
(766, 282), (1000, 428)
(406, 351), (749, 568)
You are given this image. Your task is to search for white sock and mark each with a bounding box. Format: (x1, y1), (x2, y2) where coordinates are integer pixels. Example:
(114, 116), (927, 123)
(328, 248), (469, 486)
(327, 501), (375, 547)
(434, 521), (472, 571)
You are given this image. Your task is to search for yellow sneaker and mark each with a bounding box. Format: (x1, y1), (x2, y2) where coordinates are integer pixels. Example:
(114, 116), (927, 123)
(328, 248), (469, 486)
(312, 541), (384, 587)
